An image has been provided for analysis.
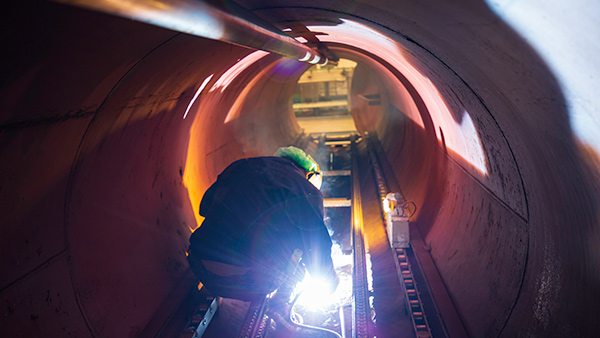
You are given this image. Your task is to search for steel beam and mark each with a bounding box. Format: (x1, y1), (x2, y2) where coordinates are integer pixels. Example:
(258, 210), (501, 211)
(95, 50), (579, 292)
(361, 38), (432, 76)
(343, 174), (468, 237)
(54, 0), (327, 64)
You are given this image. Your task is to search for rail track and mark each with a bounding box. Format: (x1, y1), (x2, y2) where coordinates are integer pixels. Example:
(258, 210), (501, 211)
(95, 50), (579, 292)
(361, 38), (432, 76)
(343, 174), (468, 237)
(175, 133), (460, 338)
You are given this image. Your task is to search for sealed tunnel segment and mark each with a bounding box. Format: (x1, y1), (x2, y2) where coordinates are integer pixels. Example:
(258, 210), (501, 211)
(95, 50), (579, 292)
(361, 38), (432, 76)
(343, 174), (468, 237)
(1, 1), (600, 338)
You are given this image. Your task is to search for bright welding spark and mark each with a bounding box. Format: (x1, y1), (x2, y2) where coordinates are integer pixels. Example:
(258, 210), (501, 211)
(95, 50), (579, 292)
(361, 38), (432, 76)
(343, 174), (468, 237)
(295, 273), (337, 309)
(295, 243), (353, 310)
(183, 74), (213, 119)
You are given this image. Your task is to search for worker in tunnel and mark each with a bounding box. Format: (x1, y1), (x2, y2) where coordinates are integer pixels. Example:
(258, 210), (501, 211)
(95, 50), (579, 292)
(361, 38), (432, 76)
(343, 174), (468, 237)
(187, 146), (339, 315)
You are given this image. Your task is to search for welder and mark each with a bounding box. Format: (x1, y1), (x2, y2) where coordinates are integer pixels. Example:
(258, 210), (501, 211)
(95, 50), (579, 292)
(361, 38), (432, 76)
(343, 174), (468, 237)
(187, 146), (338, 307)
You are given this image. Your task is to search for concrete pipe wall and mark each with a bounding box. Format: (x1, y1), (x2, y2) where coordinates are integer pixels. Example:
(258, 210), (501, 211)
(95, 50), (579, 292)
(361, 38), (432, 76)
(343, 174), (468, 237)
(1, 0), (599, 337)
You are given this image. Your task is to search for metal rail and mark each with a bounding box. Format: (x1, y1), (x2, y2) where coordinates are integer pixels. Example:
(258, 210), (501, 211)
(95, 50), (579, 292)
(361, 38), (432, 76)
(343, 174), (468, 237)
(365, 135), (393, 204)
(54, 0), (328, 64)
(396, 248), (432, 338)
(238, 297), (269, 338)
(174, 286), (219, 338)
(364, 134), (433, 338)
(350, 136), (371, 338)
(320, 133), (354, 338)
(185, 295), (219, 338)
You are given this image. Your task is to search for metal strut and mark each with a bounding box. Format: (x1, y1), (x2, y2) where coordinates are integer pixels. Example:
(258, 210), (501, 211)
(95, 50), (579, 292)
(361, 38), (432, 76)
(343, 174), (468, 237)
(53, 0), (328, 64)
(238, 297), (269, 338)
(364, 134), (433, 338)
(350, 136), (371, 338)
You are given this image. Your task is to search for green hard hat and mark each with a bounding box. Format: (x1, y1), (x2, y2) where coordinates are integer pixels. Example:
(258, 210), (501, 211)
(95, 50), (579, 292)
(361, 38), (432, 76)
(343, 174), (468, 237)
(274, 146), (319, 173)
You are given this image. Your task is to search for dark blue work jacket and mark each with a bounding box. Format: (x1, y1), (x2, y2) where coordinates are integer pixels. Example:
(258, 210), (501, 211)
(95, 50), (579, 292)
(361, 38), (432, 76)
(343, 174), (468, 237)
(188, 157), (335, 299)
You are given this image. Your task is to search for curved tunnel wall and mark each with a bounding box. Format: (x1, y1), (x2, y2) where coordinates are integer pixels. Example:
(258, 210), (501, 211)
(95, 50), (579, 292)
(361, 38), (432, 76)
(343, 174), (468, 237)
(1, 1), (599, 337)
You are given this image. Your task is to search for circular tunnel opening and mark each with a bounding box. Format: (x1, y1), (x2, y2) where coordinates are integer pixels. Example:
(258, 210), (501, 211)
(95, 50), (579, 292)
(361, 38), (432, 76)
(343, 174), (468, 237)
(48, 18), (521, 335)
(292, 58), (358, 135)
(177, 18), (530, 336)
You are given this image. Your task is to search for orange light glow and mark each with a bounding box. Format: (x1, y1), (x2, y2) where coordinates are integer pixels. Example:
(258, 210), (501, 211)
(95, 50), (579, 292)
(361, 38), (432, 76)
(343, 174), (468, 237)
(183, 107), (212, 231)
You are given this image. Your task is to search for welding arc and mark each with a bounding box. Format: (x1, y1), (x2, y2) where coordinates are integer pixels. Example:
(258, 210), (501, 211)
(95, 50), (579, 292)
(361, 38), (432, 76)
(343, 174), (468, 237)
(287, 290), (343, 338)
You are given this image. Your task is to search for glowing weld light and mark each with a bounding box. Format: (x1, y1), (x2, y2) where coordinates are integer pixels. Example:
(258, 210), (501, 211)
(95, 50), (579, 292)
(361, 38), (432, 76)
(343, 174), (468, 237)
(183, 74), (213, 119)
(209, 51), (269, 93)
(295, 273), (338, 309)
(295, 243), (353, 310)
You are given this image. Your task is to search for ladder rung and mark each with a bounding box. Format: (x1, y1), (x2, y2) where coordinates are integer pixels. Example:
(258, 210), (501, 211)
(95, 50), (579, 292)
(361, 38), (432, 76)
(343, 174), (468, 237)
(322, 170), (351, 176)
(323, 198), (351, 207)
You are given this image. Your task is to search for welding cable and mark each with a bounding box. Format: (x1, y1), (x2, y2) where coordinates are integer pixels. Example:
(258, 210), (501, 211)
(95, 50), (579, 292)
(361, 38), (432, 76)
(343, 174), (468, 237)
(402, 201), (417, 218)
(287, 290), (343, 338)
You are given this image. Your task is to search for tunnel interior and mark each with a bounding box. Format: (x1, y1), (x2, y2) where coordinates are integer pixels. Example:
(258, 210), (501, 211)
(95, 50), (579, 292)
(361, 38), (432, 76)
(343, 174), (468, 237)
(1, 1), (599, 337)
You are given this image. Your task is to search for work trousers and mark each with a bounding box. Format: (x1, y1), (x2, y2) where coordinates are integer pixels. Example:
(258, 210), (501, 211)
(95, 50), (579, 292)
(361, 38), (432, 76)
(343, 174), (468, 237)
(187, 248), (284, 301)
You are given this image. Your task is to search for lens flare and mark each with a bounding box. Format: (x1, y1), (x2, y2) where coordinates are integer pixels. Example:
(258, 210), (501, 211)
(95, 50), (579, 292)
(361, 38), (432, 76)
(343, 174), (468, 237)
(264, 57), (308, 83)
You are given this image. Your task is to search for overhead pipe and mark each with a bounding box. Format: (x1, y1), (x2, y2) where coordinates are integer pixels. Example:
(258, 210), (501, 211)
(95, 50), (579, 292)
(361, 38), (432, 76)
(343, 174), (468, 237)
(53, 0), (328, 64)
